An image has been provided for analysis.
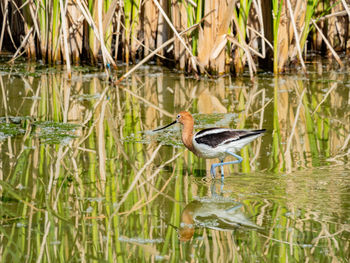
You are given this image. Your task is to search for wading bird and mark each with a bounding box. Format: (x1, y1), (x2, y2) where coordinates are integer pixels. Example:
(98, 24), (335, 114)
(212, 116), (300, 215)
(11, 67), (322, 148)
(153, 111), (265, 180)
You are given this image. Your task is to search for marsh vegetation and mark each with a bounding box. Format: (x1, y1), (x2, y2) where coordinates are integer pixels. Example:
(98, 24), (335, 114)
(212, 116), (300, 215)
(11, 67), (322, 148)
(0, 0), (350, 76)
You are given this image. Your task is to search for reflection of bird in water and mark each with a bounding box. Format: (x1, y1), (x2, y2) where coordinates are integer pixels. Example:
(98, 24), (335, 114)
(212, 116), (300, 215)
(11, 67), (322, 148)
(178, 198), (262, 242)
(153, 111), (265, 180)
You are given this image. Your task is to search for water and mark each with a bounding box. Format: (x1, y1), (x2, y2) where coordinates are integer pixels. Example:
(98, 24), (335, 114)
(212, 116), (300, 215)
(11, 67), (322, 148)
(0, 59), (349, 262)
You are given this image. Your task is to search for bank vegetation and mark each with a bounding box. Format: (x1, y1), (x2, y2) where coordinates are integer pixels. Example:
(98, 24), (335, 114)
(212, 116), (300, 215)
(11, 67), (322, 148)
(0, 0), (349, 76)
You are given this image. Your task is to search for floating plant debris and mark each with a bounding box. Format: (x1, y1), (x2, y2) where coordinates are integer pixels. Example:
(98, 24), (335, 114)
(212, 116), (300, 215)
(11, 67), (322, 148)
(33, 121), (80, 145)
(0, 122), (26, 141)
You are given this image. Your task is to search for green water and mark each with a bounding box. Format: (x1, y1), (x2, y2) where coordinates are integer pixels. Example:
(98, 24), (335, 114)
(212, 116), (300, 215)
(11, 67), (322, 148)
(0, 60), (349, 262)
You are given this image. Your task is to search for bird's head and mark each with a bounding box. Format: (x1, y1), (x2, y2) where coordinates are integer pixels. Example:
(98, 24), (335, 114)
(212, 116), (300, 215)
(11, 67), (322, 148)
(153, 111), (193, 131)
(176, 111), (193, 125)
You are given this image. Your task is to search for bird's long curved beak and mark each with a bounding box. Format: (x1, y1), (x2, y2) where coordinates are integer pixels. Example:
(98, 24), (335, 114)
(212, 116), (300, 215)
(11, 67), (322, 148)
(153, 120), (177, 132)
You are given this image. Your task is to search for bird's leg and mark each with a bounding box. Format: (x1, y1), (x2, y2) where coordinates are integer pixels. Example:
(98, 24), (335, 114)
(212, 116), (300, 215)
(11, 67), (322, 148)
(220, 160), (224, 177)
(210, 151), (243, 180)
(225, 150), (243, 164)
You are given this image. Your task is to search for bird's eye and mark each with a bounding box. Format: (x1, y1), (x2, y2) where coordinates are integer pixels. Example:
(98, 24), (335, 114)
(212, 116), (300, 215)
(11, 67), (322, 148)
(177, 114), (181, 118)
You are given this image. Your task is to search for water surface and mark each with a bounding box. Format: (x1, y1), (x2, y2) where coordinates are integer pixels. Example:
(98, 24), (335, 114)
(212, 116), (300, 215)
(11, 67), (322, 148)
(0, 60), (349, 262)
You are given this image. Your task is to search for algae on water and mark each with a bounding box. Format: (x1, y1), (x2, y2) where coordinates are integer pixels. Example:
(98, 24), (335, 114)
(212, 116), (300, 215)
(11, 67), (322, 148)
(33, 121), (80, 145)
(0, 122), (26, 141)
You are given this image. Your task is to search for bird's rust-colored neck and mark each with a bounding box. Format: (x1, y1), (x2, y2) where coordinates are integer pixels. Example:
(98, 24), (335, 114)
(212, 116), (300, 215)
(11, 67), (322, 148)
(178, 112), (196, 154)
(182, 123), (195, 152)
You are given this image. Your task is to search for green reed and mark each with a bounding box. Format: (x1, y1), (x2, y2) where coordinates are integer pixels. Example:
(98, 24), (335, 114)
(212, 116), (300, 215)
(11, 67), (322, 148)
(299, 0), (318, 50)
(51, 0), (60, 63)
(123, 0), (141, 63)
(88, 0), (97, 63)
(233, 0), (252, 74)
(191, 0), (202, 56)
(272, 0), (283, 74)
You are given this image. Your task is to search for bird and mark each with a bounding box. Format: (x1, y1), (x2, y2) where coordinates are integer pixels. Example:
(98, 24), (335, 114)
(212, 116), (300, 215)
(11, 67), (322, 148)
(153, 111), (266, 180)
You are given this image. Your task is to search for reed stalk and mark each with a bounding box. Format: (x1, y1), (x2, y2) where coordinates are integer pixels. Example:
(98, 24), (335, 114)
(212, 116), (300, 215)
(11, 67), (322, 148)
(191, 0), (202, 56)
(37, 0), (48, 62)
(233, 0), (251, 74)
(124, 0), (132, 64)
(272, 0), (283, 74)
(51, 0), (60, 63)
(299, 0), (318, 50)
(0, 0), (9, 52)
(103, 0), (113, 53)
(59, 0), (71, 75)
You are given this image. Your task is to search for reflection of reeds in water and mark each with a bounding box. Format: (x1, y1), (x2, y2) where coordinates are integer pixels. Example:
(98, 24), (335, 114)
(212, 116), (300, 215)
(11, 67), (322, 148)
(1, 0), (350, 75)
(270, 72), (348, 173)
(0, 68), (349, 261)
